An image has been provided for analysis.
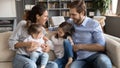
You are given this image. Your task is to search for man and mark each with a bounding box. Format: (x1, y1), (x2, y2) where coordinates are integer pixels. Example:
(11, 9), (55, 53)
(67, 0), (112, 68)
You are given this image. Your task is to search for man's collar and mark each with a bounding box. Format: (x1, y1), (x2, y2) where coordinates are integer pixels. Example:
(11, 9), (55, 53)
(81, 16), (88, 27)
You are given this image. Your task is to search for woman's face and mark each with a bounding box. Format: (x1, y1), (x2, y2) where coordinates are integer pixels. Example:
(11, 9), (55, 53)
(37, 10), (48, 26)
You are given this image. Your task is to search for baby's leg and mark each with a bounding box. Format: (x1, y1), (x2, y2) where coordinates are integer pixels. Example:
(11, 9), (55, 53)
(30, 51), (40, 62)
(40, 53), (49, 68)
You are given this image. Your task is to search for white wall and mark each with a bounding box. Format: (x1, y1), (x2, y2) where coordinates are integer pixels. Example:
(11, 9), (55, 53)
(0, 0), (16, 17)
(112, 0), (118, 14)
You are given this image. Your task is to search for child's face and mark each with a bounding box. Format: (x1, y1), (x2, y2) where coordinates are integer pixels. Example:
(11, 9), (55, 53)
(32, 32), (43, 39)
(57, 28), (65, 37)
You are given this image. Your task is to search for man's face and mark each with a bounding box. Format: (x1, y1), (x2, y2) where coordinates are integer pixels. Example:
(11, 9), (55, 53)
(69, 8), (84, 25)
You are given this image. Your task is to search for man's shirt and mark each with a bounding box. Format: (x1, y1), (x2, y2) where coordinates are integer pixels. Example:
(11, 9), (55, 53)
(67, 17), (105, 60)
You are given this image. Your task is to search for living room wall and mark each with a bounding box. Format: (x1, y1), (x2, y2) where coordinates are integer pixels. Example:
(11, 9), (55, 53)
(0, 0), (16, 17)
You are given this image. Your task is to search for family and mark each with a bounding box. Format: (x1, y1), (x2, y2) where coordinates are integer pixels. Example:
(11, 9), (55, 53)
(8, 0), (112, 68)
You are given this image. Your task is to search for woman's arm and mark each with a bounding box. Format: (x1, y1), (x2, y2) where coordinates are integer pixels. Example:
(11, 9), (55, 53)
(15, 41), (39, 49)
(9, 20), (39, 51)
(8, 20), (27, 50)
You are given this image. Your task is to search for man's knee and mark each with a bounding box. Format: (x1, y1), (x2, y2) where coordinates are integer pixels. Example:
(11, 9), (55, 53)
(97, 54), (111, 63)
(96, 54), (112, 68)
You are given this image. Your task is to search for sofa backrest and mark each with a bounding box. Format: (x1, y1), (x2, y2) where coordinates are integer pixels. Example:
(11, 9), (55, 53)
(0, 31), (15, 62)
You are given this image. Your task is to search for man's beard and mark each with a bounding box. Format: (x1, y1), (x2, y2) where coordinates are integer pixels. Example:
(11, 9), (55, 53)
(74, 19), (82, 25)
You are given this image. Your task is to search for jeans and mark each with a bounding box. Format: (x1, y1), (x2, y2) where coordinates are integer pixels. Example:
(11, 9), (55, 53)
(70, 53), (112, 68)
(30, 52), (49, 67)
(13, 54), (58, 68)
(55, 39), (73, 68)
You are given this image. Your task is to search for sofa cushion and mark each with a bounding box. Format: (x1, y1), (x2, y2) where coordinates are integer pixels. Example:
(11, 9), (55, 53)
(0, 31), (15, 62)
(0, 62), (12, 68)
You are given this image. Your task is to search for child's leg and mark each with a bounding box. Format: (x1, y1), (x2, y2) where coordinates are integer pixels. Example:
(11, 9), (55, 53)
(63, 39), (73, 59)
(30, 51), (40, 62)
(55, 58), (65, 68)
(40, 53), (49, 68)
(63, 39), (73, 68)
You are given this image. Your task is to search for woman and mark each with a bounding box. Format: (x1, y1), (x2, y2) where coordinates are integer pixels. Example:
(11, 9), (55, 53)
(8, 4), (58, 68)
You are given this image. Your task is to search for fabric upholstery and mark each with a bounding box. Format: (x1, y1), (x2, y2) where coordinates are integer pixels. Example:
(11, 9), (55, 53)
(0, 31), (119, 68)
(0, 62), (12, 68)
(105, 34), (120, 68)
(0, 31), (15, 62)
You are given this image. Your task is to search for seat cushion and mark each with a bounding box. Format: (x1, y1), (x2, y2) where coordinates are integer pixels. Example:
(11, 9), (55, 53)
(0, 62), (12, 68)
(0, 31), (15, 62)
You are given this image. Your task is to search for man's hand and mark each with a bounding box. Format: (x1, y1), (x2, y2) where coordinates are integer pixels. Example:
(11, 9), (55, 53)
(73, 44), (81, 52)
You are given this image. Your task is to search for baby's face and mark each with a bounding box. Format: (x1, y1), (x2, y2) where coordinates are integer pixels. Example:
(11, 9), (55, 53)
(33, 32), (43, 39)
(57, 28), (65, 37)
(37, 32), (43, 39)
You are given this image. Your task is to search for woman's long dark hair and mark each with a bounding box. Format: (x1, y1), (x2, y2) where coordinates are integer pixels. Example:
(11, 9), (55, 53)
(25, 4), (47, 28)
(55, 22), (75, 39)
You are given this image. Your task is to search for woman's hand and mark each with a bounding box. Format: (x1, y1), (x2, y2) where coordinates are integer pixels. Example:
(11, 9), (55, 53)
(26, 41), (41, 52)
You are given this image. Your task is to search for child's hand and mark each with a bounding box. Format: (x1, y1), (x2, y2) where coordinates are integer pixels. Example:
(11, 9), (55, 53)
(41, 44), (46, 48)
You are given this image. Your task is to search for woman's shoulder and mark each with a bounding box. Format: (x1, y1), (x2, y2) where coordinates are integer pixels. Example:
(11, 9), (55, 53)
(15, 20), (27, 29)
(18, 20), (27, 26)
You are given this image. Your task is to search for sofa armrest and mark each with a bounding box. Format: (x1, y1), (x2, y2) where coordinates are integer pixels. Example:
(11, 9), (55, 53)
(104, 34), (120, 43)
(105, 35), (120, 68)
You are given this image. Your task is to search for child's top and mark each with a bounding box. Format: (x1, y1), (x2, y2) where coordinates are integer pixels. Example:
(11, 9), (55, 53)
(51, 35), (64, 58)
(24, 35), (45, 53)
(51, 35), (73, 58)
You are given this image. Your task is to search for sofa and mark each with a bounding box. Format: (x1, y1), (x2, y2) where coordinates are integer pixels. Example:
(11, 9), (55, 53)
(0, 31), (120, 68)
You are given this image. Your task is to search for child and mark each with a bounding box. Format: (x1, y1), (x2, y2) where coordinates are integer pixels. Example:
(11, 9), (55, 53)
(24, 23), (49, 68)
(51, 22), (75, 68)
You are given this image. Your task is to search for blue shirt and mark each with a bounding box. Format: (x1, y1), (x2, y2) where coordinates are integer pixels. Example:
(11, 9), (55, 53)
(67, 17), (105, 60)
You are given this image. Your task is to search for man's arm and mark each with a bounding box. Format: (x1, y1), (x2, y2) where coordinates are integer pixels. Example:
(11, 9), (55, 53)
(73, 43), (105, 52)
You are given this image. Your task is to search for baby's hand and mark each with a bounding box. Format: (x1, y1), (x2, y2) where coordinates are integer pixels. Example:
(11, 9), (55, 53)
(41, 44), (46, 48)
(41, 44), (50, 52)
(38, 43), (42, 47)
